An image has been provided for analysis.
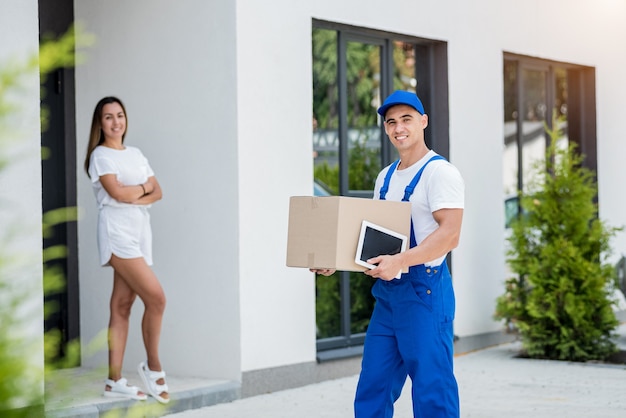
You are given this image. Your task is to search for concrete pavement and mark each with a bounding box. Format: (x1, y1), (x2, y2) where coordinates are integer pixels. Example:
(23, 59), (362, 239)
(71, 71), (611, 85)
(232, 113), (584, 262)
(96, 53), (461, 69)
(166, 324), (626, 418)
(46, 323), (626, 417)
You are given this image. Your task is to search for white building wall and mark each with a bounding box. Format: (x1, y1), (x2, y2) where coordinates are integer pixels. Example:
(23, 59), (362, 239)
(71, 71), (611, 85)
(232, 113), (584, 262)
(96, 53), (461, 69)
(235, 0), (318, 373)
(75, 0), (241, 380)
(0, 0), (45, 401)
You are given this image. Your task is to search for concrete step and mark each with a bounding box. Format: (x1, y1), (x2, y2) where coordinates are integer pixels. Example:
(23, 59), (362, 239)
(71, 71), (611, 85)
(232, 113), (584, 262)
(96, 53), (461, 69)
(45, 367), (239, 418)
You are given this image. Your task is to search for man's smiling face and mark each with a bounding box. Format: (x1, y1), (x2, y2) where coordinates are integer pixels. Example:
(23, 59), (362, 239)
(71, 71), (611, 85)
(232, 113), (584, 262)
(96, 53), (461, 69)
(383, 104), (428, 151)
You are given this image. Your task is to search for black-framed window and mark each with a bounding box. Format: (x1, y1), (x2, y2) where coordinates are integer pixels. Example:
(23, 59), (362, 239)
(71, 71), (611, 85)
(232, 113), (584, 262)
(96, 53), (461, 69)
(312, 19), (449, 355)
(503, 53), (597, 228)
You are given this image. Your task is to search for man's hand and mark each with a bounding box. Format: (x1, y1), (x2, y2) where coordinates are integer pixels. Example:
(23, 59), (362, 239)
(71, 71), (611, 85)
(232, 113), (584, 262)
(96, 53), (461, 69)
(310, 268), (336, 276)
(363, 254), (403, 281)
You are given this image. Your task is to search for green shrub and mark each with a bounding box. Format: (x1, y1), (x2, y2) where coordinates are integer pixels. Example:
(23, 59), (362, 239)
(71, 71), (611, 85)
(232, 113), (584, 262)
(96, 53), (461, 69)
(495, 120), (621, 361)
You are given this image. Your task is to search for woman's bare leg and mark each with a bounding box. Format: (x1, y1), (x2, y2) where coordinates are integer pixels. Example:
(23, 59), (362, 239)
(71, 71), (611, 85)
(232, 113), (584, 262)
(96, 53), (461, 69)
(106, 269), (140, 393)
(109, 254), (168, 399)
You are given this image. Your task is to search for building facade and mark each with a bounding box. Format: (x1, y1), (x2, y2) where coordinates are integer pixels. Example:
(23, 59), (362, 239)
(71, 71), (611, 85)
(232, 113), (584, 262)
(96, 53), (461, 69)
(2, 0), (626, 402)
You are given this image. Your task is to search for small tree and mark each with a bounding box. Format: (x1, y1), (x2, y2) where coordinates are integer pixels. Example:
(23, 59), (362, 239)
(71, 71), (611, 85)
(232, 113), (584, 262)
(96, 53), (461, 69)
(495, 121), (621, 362)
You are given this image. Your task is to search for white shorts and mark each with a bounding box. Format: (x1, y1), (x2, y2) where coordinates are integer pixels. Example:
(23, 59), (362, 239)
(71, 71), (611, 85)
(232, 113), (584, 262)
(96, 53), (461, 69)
(98, 206), (153, 266)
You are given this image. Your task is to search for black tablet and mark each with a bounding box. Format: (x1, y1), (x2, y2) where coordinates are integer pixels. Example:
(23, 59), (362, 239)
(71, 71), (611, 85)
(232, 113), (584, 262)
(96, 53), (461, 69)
(355, 220), (407, 278)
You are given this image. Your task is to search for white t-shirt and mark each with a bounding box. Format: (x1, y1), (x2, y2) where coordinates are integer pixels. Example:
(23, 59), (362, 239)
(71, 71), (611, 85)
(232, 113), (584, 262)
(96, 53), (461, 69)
(89, 145), (155, 209)
(373, 150), (465, 266)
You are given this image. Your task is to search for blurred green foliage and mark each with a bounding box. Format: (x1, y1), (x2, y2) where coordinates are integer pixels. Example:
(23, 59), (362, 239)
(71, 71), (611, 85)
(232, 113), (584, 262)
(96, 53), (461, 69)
(1, 23), (168, 417)
(0, 22), (92, 418)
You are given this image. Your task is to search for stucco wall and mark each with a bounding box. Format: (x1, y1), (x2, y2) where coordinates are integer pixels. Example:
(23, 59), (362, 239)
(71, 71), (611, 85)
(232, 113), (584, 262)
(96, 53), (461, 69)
(234, 0), (318, 373)
(75, 0), (241, 380)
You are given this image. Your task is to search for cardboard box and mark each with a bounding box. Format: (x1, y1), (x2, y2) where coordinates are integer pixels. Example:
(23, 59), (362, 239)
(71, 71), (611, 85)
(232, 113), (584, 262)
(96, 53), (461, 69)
(286, 196), (412, 272)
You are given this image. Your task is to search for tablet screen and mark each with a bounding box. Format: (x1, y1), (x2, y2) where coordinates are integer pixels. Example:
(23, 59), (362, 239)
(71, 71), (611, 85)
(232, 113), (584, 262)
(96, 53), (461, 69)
(355, 220), (408, 272)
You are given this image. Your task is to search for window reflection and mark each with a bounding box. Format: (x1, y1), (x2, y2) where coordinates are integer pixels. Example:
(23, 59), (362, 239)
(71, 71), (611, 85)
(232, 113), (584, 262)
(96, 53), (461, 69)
(503, 57), (571, 230)
(346, 41), (382, 194)
(389, 41), (418, 162)
(554, 68), (569, 154)
(315, 273), (341, 339)
(313, 23), (436, 351)
(503, 60), (519, 227)
(521, 68), (547, 192)
(312, 28), (339, 195)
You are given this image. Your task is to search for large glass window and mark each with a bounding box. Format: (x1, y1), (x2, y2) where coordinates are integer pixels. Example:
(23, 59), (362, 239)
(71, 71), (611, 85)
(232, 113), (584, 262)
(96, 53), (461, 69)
(312, 20), (448, 353)
(503, 53), (596, 228)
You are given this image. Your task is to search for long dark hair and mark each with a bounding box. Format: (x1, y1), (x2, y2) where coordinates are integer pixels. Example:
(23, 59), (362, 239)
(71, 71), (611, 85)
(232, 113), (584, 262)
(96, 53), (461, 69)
(84, 96), (128, 177)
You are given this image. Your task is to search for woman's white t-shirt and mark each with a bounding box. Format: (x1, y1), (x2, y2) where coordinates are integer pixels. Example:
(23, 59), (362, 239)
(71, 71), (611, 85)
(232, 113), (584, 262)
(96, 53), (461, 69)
(88, 145), (155, 209)
(89, 144), (155, 265)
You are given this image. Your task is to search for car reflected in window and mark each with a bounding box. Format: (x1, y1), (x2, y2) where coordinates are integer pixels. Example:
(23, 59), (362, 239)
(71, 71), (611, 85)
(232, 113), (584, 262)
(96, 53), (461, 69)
(314, 180), (333, 196)
(504, 196), (519, 229)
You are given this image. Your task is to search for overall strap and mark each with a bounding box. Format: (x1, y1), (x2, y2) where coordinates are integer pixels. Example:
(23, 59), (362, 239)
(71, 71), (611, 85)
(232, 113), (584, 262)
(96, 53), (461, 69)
(407, 155), (446, 247)
(379, 159), (400, 200)
(379, 154), (446, 248)
(402, 155), (445, 201)
(379, 155), (445, 201)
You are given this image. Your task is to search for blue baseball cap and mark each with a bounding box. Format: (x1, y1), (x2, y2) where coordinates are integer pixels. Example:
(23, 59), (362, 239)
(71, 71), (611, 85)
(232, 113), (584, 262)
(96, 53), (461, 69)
(377, 90), (425, 117)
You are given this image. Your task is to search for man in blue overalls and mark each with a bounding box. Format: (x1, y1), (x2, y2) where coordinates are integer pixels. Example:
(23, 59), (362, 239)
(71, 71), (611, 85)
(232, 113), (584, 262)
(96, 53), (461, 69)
(317, 90), (464, 417)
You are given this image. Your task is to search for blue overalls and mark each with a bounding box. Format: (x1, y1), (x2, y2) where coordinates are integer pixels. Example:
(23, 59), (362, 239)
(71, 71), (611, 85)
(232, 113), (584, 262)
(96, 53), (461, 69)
(354, 156), (460, 418)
